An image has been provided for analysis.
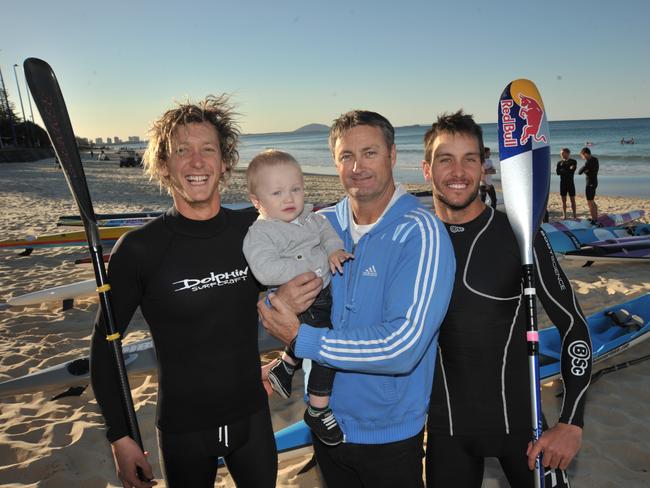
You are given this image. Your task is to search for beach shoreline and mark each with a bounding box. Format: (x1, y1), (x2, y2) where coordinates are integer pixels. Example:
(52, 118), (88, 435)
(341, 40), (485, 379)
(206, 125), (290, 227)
(0, 159), (649, 487)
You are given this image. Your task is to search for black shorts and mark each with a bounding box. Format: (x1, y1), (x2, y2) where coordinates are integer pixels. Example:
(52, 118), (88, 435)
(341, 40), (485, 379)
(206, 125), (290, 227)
(585, 183), (597, 200)
(157, 406), (277, 488)
(559, 180), (575, 197)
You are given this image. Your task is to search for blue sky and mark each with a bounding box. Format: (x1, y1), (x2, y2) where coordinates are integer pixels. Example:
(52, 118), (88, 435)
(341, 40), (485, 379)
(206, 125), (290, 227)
(2, 0), (649, 140)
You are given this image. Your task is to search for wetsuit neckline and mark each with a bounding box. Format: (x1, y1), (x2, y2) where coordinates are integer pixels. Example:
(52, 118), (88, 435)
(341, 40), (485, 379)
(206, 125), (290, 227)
(163, 206), (228, 238)
(444, 206), (492, 234)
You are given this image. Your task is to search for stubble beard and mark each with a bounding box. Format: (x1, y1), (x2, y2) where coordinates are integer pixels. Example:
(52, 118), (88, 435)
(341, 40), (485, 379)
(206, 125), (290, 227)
(434, 187), (479, 211)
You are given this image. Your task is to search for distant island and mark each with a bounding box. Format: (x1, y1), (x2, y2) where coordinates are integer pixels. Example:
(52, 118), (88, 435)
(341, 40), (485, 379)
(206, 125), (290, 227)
(244, 122), (427, 137)
(293, 123), (425, 133)
(293, 123), (330, 133)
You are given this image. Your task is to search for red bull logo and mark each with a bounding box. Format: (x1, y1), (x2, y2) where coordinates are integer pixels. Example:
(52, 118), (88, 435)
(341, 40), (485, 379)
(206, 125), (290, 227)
(519, 93), (547, 145)
(500, 99), (518, 147)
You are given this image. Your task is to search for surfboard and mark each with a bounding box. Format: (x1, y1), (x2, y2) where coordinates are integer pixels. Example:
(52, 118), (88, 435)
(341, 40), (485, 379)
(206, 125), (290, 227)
(0, 324), (282, 398)
(0, 226), (134, 251)
(58, 211), (164, 222)
(542, 210), (645, 233)
(58, 217), (156, 228)
(582, 235), (650, 251)
(546, 223), (650, 254)
(56, 202), (255, 225)
(274, 420), (312, 456)
(563, 245), (650, 264)
(74, 255), (110, 265)
(7, 279), (97, 306)
(540, 294), (650, 382)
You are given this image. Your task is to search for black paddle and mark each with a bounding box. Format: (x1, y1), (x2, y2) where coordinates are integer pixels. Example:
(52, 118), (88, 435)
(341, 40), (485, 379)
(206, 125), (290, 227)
(23, 57), (149, 482)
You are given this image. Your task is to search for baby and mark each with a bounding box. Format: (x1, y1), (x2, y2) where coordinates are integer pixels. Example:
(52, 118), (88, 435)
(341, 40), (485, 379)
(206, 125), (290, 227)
(243, 149), (352, 446)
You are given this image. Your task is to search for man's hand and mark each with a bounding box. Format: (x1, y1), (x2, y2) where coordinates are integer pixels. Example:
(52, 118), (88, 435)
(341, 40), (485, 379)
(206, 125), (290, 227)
(329, 249), (354, 274)
(111, 436), (156, 488)
(258, 292), (301, 346)
(527, 423), (583, 471)
(275, 271), (323, 314)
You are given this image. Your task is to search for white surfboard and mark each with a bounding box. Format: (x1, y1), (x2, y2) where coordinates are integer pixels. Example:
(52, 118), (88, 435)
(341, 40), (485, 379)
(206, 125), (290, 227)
(7, 279), (97, 306)
(0, 324), (282, 398)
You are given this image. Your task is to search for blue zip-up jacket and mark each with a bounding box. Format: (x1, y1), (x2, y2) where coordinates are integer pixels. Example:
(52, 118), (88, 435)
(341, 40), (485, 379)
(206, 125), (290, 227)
(295, 193), (456, 444)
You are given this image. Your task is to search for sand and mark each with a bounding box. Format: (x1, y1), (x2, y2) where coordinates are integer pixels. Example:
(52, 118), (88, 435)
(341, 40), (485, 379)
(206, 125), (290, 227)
(0, 158), (649, 487)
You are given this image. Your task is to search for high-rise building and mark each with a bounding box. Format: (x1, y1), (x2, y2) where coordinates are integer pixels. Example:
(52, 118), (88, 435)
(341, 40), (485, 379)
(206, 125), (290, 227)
(106, 137), (112, 144)
(114, 136), (122, 144)
(128, 136), (140, 143)
(95, 137), (103, 145)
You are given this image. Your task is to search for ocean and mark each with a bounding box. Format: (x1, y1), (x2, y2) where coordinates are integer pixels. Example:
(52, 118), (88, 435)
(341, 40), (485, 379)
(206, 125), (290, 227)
(237, 117), (650, 198)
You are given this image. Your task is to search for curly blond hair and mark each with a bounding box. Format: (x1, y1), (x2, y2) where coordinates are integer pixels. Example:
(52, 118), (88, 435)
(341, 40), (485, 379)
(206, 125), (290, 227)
(143, 95), (240, 193)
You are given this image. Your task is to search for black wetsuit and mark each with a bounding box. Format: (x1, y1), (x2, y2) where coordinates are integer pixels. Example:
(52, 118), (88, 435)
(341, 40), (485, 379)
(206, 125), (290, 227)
(578, 156), (599, 200)
(90, 207), (277, 487)
(426, 207), (592, 488)
(556, 158), (577, 197)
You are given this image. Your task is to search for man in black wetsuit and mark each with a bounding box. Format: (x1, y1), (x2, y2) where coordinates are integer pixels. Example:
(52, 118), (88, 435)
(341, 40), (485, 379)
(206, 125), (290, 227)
(556, 148), (577, 220)
(90, 96), (280, 488)
(420, 110), (592, 487)
(578, 147), (599, 223)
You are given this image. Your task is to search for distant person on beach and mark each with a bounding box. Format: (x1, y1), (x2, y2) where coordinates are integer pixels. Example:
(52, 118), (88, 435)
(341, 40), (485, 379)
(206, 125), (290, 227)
(421, 110), (591, 488)
(259, 109), (455, 487)
(90, 96), (279, 488)
(556, 148), (577, 219)
(479, 147), (497, 209)
(579, 147), (599, 223)
(243, 149), (353, 446)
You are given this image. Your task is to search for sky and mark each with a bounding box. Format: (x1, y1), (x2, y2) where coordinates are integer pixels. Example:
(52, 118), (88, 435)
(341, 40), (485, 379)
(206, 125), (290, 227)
(2, 0), (649, 140)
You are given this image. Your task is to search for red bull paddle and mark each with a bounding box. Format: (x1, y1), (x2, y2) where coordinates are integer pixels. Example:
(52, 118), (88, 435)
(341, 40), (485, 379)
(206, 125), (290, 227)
(498, 79), (551, 488)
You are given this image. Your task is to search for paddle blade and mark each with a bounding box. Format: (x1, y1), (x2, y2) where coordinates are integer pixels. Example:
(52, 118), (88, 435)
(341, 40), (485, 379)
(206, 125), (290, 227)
(497, 79), (551, 264)
(23, 58), (100, 246)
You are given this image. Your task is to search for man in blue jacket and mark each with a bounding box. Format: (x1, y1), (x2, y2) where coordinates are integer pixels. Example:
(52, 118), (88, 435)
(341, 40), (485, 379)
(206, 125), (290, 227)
(259, 110), (456, 487)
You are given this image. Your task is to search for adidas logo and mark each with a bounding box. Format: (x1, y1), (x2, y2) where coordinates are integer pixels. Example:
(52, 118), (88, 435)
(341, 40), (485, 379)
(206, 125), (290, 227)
(362, 265), (378, 277)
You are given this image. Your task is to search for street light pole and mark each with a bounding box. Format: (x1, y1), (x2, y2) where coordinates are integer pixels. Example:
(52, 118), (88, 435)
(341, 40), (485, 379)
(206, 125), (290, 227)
(13, 64), (31, 146)
(12, 64), (26, 123)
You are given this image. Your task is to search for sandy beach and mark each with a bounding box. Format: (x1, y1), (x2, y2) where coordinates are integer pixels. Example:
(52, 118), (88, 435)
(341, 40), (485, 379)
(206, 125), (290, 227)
(1, 158), (649, 487)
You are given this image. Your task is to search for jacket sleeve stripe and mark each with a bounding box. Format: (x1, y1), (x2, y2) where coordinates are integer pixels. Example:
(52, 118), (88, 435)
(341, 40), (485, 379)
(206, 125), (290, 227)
(318, 209), (442, 362)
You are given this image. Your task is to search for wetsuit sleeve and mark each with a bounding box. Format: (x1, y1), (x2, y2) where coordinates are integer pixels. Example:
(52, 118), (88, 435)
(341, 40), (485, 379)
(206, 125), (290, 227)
(314, 213), (345, 256)
(296, 213), (455, 375)
(569, 159), (577, 174)
(533, 229), (592, 428)
(556, 161), (564, 176)
(90, 233), (145, 443)
(577, 164), (586, 175)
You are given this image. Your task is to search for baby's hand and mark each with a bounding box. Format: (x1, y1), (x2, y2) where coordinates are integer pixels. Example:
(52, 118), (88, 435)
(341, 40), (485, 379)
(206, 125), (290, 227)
(329, 249), (354, 274)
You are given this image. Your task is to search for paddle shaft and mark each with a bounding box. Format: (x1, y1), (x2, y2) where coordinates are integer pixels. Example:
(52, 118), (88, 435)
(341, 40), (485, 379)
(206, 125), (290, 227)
(523, 264), (544, 487)
(23, 58), (147, 469)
